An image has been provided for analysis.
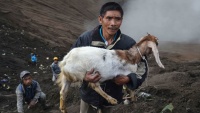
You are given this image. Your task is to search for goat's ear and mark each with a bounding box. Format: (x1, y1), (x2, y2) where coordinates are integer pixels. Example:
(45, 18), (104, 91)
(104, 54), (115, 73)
(147, 41), (165, 68)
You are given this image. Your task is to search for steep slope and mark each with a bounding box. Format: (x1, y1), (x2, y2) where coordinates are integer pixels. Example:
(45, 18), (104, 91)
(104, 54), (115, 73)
(1, 1), (200, 113)
(0, 0), (124, 47)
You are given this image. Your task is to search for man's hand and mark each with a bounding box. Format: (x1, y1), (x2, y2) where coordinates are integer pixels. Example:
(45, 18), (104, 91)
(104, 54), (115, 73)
(114, 75), (130, 85)
(28, 99), (37, 109)
(84, 68), (101, 83)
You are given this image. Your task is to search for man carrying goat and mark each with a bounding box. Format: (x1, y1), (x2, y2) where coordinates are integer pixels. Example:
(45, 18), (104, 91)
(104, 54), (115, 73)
(59, 2), (149, 113)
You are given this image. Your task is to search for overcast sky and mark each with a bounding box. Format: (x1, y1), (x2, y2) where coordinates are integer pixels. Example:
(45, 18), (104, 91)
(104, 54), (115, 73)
(121, 0), (200, 43)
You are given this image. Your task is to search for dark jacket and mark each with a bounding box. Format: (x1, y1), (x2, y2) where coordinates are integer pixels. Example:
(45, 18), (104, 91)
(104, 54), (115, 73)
(71, 25), (147, 108)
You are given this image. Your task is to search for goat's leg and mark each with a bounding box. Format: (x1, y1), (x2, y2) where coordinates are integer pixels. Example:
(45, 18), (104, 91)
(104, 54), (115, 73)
(88, 82), (118, 104)
(127, 88), (137, 102)
(123, 85), (137, 102)
(60, 80), (71, 113)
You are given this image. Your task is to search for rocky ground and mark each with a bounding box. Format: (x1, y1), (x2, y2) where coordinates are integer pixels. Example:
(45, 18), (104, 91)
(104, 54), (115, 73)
(1, 20), (200, 113)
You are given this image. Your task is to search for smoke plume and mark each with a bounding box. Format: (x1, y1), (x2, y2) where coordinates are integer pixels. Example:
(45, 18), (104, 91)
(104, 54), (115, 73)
(121, 0), (200, 43)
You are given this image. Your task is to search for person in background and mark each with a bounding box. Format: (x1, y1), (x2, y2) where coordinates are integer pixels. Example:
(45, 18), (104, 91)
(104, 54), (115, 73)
(16, 70), (49, 113)
(0, 74), (11, 90)
(50, 57), (61, 85)
(30, 53), (37, 66)
(71, 2), (148, 113)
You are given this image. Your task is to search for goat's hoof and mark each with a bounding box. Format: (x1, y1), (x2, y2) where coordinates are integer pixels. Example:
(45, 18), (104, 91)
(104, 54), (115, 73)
(108, 98), (118, 105)
(61, 109), (67, 113)
(131, 96), (137, 102)
(60, 107), (67, 113)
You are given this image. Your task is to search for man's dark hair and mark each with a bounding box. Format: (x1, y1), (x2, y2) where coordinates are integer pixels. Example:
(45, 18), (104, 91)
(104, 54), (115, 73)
(100, 2), (123, 17)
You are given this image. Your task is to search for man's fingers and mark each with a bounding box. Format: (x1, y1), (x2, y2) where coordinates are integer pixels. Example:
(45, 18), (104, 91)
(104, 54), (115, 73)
(114, 75), (130, 85)
(89, 72), (101, 83)
(84, 69), (101, 83)
(87, 68), (94, 74)
(93, 74), (101, 82)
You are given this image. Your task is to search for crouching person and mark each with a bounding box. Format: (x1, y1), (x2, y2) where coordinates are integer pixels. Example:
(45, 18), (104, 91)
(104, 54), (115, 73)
(16, 70), (49, 113)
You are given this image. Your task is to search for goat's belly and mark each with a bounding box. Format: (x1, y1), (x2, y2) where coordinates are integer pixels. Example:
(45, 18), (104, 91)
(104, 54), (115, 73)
(99, 71), (132, 82)
(96, 64), (138, 82)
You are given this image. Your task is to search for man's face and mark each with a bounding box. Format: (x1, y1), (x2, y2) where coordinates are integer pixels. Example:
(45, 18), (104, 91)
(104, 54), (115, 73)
(54, 60), (58, 63)
(99, 10), (122, 37)
(22, 75), (32, 86)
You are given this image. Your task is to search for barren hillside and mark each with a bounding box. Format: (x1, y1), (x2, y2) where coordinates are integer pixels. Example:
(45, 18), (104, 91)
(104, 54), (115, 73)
(0, 0), (125, 47)
(0, 1), (200, 113)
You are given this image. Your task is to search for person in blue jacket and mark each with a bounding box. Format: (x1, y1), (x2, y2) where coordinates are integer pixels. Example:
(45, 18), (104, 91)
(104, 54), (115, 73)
(71, 2), (148, 113)
(30, 53), (37, 66)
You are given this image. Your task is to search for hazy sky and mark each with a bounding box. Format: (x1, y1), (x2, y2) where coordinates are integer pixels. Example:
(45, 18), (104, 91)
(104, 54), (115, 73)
(121, 0), (200, 43)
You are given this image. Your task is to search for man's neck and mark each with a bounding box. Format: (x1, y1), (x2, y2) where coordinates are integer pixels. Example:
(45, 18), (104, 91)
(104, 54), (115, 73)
(100, 27), (117, 45)
(102, 28), (115, 41)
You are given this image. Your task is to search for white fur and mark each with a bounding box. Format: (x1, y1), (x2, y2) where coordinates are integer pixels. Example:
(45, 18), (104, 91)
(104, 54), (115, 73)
(61, 47), (137, 82)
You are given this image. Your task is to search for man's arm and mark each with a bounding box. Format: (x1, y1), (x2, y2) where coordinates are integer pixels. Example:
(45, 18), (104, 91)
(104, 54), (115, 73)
(51, 64), (56, 73)
(28, 82), (42, 108)
(114, 59), (148, 89)
(16, 86), (24, 113)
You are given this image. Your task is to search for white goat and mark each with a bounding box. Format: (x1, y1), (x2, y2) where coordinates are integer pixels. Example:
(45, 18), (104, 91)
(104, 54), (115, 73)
(57, 34), (165, 113)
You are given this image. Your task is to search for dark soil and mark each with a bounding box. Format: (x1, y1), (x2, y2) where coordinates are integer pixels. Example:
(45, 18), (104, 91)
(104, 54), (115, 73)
(1, 20), (200, 113)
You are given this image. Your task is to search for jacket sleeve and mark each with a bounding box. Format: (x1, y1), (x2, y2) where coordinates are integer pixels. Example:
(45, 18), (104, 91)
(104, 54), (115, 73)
(33, 82), (42, 100)
(16, 85), (24, 113)
(126, 59), (148, 90)
(71, 36), (82, 49)
(50, 64), (54, 73)
(71, 30), (92, 49)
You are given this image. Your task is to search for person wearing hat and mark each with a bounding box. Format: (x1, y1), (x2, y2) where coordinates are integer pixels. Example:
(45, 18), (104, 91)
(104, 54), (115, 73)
(15, 70), (49, 113)
(50, 57), (61, 85)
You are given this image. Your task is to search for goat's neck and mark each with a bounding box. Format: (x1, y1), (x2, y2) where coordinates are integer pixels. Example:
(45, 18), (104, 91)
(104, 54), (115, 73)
(127, 44), (147, 64)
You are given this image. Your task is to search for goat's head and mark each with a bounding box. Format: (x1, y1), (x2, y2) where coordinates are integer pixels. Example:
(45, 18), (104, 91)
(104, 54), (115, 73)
(136, 33), (158, 55)
(137, 33), (165, 68)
